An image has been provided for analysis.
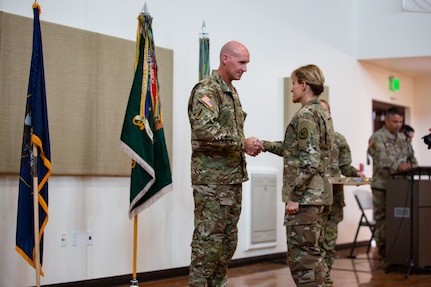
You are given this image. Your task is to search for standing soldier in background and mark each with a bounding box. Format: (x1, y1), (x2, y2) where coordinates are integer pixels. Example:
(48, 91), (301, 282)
(320, 99), (365, 272)
(188, 40), (263, 287)
(262, 64), (335, 287)
(368, 106), (417, 263)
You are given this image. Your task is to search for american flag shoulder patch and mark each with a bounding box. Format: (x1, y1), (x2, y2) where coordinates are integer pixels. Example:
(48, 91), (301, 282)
(201, 96), (214, 108)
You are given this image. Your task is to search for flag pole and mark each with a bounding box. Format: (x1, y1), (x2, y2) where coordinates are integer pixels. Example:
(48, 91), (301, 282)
(122, 3), (173, 285)
(32, 144), (41, 287)
(130, 215), (138, 286)
(129, 4), (146, 286)
(199, 19), (210, 81)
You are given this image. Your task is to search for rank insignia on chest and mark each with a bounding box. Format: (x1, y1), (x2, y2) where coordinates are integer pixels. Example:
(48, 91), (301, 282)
(201, 95), (214, 108)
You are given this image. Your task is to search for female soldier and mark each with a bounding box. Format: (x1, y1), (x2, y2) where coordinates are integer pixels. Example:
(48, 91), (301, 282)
(263, 64), (335, 287)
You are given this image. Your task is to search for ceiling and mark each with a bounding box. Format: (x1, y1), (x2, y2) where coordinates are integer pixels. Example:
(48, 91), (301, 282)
(362, 56), (431, 78)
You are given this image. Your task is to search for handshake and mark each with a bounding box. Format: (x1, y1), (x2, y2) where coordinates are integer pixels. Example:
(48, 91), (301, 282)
(245, 137), (265, 157)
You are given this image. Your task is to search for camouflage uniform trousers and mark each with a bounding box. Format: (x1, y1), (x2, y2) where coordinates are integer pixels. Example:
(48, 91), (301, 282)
(286, 205), (333, 287)
(322, 185), (344, 270)
(372, 188), (386, 258)
(189, 184), (242, 287)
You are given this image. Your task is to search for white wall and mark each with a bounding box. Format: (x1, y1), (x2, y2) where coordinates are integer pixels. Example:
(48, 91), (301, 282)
(2, 0), (431, 286)
(356, 0), (431, 59)
(412, 77), (431, 162)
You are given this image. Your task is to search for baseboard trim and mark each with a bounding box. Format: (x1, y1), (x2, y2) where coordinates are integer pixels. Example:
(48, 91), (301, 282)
(42, 242), (367, 287)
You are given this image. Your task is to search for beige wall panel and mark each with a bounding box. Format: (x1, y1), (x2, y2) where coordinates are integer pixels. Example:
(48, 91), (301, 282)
(43, 19), (99, 175)
(96, 34), (136, 175)
(0, 12), (33, 174)
(0, 12), (173, 176)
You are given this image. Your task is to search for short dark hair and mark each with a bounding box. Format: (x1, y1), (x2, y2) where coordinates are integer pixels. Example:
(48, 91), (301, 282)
(386, 106), (404, 117)
(401, 124), (414, 134)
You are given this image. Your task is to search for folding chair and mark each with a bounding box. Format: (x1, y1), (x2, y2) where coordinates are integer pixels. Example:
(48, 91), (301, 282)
(347, 189), (376, 259)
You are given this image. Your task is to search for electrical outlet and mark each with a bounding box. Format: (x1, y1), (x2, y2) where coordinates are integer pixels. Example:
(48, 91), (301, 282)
(60, 233), (67, 247)
(71, 231), (78, 246)
(87, 231), (93, 246)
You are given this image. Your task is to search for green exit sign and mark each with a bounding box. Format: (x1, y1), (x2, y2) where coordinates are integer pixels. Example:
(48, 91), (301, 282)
(389, 77), (400, 91)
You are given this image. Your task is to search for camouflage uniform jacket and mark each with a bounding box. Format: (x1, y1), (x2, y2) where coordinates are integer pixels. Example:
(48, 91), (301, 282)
(330, 132), (359, 178)
(264, 98), (334, 205)
(368, 126), (417, 190)
(329, 131), (359, 209)
(188, 70), (248, 185)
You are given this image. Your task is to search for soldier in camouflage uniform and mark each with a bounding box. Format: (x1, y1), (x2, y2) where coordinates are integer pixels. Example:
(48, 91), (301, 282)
(368, 106), (417, 260)
(262, 64), (335, 287)
(187, 41), (263, 287)
(320, 100), (364, 271)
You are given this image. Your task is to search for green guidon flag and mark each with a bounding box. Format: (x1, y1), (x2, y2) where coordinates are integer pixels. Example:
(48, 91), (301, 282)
(199, 20), (210, 81)
(120, 12), (173, 219)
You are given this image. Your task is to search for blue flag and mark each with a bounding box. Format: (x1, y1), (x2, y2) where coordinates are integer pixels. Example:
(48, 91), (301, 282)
(16, 3), (51, 275)
(120, 13), (173, 219)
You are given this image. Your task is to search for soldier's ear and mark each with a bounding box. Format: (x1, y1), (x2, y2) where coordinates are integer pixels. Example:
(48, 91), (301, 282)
(221, 54), (229, 65)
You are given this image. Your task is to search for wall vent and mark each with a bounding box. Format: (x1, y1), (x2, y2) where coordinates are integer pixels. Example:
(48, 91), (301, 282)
(250, 173), (277, 245)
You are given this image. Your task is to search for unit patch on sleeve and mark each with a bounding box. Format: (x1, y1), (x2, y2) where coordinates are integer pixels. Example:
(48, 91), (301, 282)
(299, 127), (308, 139)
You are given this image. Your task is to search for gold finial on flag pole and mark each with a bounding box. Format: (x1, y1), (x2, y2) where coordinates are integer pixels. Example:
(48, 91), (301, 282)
(33, 1), (41, 11)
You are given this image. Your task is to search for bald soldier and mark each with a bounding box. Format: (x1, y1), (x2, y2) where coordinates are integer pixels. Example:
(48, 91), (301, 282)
(188, 40), (263, 287)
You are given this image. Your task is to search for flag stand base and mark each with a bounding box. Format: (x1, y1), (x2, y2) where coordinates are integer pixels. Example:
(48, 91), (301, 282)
(130, 278), (138, 286)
